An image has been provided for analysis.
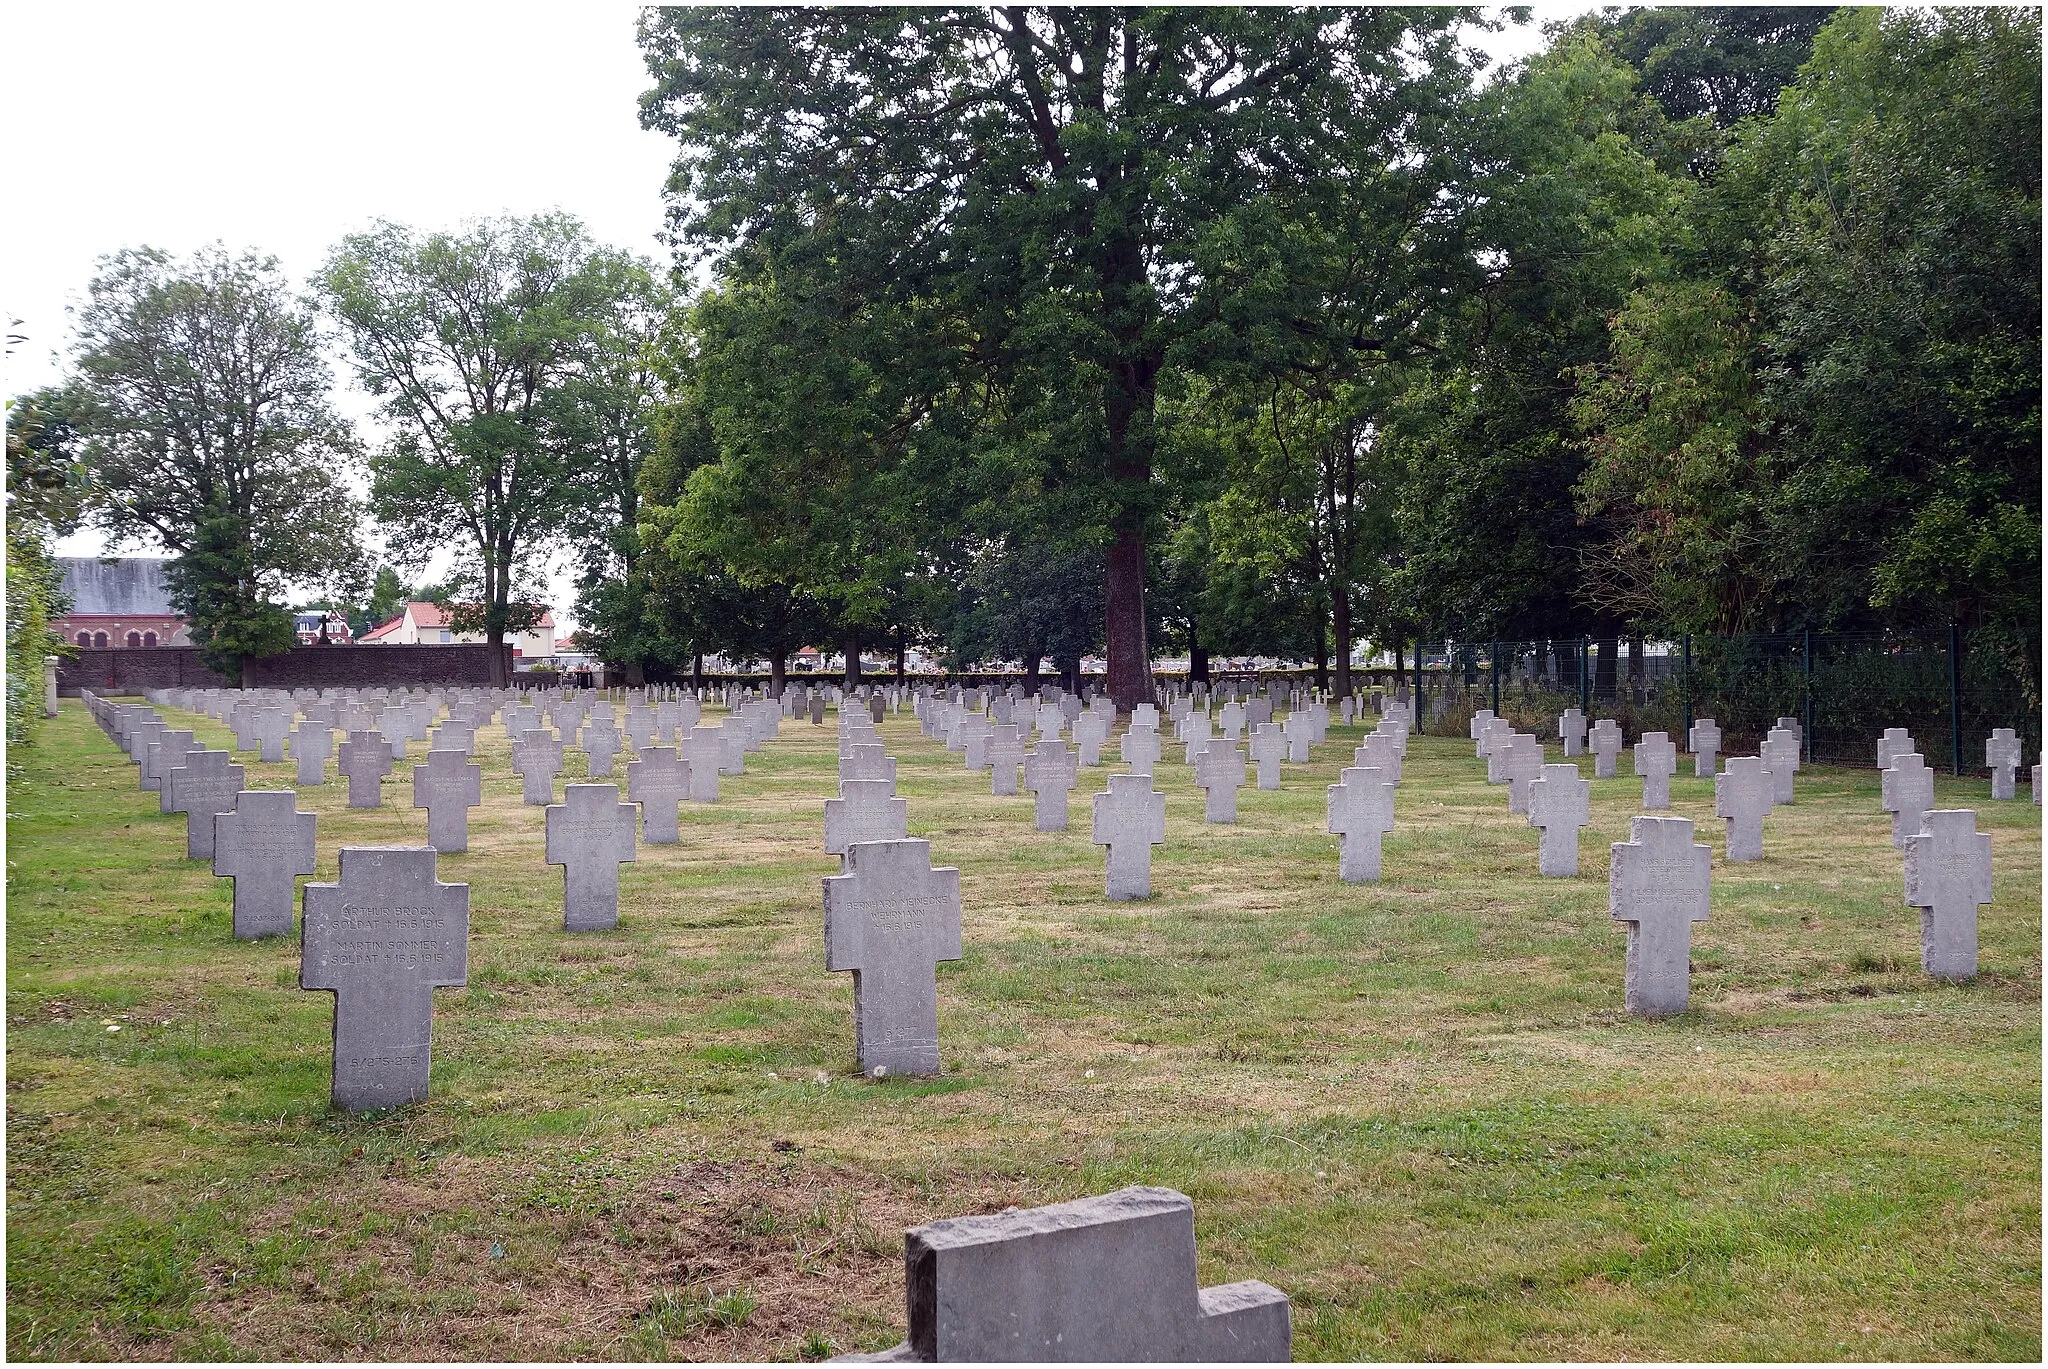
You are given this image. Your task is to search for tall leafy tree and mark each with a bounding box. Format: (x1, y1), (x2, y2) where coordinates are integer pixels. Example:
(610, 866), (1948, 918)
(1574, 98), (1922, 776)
(55, 245), (364, 677)
(320, 214), (636, 684)
(639, 6), (1476, 708)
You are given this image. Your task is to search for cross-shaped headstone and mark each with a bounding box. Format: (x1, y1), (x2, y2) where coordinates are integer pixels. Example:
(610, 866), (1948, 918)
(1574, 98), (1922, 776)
(513, 729), (564, 805)
(230, 705), (263, 753)
(1753, 727), (1795, 806)
(579, 719), (622, 778)
(682, 725), (724, 802)
(1091, 773), (1165, 901)
(1877, 727), (1916, 772)
(1588, 719), (1624, 779)
(1024, 739), (1079, 832)
(1132, 703), (1160, 730)
(167, 749), (245, 859)
(1353, 731), (1402, 784)
(1904, 808), (1992, 981)
(1469, 708), (1497, 757)
(840, 742), (897, 787)
(1282, 713), (1313, 763)
(1558, 707), (1587, 757)
(621, 708), (656, 752)
(1480, 718), (1515, 776)
(127, 718), (167, 773)
(1246, 722), (1286, 791)
(212, 789), (317, 938)
(142, 728), (199, 794)
(1714, 755), (1773, 861)
(337, 730), (393, 809)
(545, 784), (638, 932)
(1687, 718), (1721, 777)
(1194, 743), (1247, 824)
(1527, 762), (1590, 877)
(825, 778), (909, 864)
(1326, 766), (1396, 883)
(290, 720), (333, 785)
(376, 706), (416, 760)
(412, 748), (483, 853)
(1608, 815), (1712, 1017)
(865, 1185), (1291, 1362)
(988, 725), (1026, 796)
(1122, 724), (1162, 777)
(1072, 712), (1109, 767)
(810, 695), (827, 724)
(626, 746), (691, 844)
(1986, 729), (2021, 800)
(1881, 751), (1934, 849)
(245, 706), (291, 762)
(1340, 696), (1356, 726)
(1499, 734), (1544, 813)
(300, 846), (467, 1111)
(822, 838), (962, 1077)
(1217, 700), (1246, 741)
(1634, 732), (1678, 810)
(1181, 713), (1214, 767)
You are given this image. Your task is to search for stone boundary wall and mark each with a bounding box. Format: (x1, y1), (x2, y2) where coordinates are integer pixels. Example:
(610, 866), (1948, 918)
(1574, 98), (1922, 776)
(56, 644), (512, 695)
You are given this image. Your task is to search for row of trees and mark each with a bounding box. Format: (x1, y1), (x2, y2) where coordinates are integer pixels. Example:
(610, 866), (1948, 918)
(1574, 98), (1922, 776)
(9, 7), (2038, 708)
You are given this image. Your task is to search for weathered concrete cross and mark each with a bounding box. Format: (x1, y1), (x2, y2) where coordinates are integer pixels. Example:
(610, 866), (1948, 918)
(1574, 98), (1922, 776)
(212, 789), (317, 938)
(1194, 743), (1247, 823)
(822, 838), (962, 1077)
(338, 730), (394, 809)
(1024, 739), (1079, 831)
(1760, 728), (1798, 805)
(1608, 815), (1712, 1017)
(1072, 712), (1109, 767)
(168, 750), (245, 859)
(1687, 717), (1721, 777)
(987, 724), (1027, 796)
(1326, 766), (1395, 883)
(1558, 707), (1587, 758)
(142, 729), (199, 794)
(513, 729), (565, 805)
(1588, 720), (1625, 779)
(1986, 728), (2021, 800)
(1881, 752), (1935, 848)
(825, 778), (909, 865)
(841, 742), (896, 786)
(1903, 808), (1992, 980)
(1120, 724), (1162, 777)
(1092, 773), (1166, 900)
(1877, 727), (1916, 772)
(1527, 762), (1590, 877)
(1714, 755), (1773, 862)
(1634, 732), (1678, 810)
(290, 720), (334, 785)
(579, 719), (622, 778)
(1500, 734), (1545, 814)
(626, 745), (691, 844)
(682, 725), (724, 802)
(545, 783), (638, 931)
(412, 748), (483, 853)
(300, 846), (467, 1111)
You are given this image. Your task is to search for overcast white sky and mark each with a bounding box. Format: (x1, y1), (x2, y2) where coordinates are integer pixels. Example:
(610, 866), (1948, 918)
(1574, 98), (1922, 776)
(3, 2), (1582, 634)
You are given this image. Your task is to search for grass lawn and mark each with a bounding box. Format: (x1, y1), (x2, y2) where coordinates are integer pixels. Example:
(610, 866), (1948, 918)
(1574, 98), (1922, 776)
(6, 697), (2040, 1361)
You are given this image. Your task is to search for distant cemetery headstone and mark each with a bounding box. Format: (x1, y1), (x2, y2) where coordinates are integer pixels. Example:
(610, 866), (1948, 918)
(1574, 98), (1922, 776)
(825, 778), (909, 861)
(1634, 732), (1677, 810)
(988, 725), (1027, 796)
(1024, 739), (1079, 832)
(1092, 774), (1166, 900)
(1881, 752), (1935, 849)
(413, 748), (483, 854)
(1072, 711), (1109, 767)
(1760, 728), (1798, 804)
(168, 750), (245, 859)
(1608, 816), (1712, 1017)
(822, 838), (962, 1077)
(546, 784), (638, 931)
(1558, 708), (1587, 758)
(338, 731), (394, 809)
(580, 719), (623, 778)
(1500, 734), (1544, 814)
(300, 846), (467, 1111)
(853, 1185), (1291, 1362)
(1248, 723), (1286, 791)
(1877, 728), (1916, 772)
(513, 729), (565, 805)
(1904, 809), (1992, 981)
(1194, 743), (1247, 823)
(1527, 762), (1590, 876)
(1687, 718), (1721, 777)
(683, 726), (724, 802)
(212, 789), (317, 938)
(290, 721), (333, 785)
(841, 743), (897, 787)
(1714, 755), (1773, 861)
(1588, 720), (1624, 779)
(1985, 729), (2021, 800)
(1326, 766), (1395, 883)
(1122, 724), (1162, 777)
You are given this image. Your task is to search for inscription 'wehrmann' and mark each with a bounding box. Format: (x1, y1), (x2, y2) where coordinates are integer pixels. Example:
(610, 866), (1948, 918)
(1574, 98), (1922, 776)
(301, 846), (468, 1111)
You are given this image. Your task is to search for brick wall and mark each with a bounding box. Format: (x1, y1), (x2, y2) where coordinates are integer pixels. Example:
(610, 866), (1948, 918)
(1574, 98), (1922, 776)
(56, 644), (513, 695)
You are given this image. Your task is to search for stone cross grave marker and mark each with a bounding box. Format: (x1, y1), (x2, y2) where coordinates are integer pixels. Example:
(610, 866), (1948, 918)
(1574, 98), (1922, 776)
(1469, 708), (1497, 757)
(1558, 707), (1587, 758)
(212, 789), (317, 938)
(1903, 808), (1992, 981)
(683, 725), (724, 802)
(1687, 718), (1721, 777)
(1217, 700), (1246, 741)
(290, 721), (333, 785)
(822, 838), (962, 1078)
(1092, 773), (1166, 900)
(545, 784), (638, 932)
(1714, 755), (1773, 861)
(841, 742), (897, 787)
(1181, 714), (1214, 767)
(1501, 734), (1544, 814)
(250, 706), (293, 762)
(300, 846), (467, 1111)
(1194, 743), (1247, 823)
(1073, 711), (1108, 767)
(1588, 720), (1624, 778)
(988, 725), (1026, 796)
(825, 778), (909, 864)
(1527, 762), (1590, 877)
(1986, 729), (2021, 800)
(127, 718), (167, 777)
(1881, 751), (1934, 848)
(1761, 728), (1798, 804)
(413, 748), (483, 853)
(338, 730), (394, 809)
(1353, 731), (1402, 783)
(811, 695), (827, 724)
(855, 1185), (1291, 1363)
(229, 705), (262, 753)
(143, 729), (199, 794)
(1248, 723), (1286, 791)
(580, 719), (622, 778)
(1609, 815), (1712, 1017)
(622, 709), (656, 752)
(1480, 718), (1514, 776)
(1634, 732), (1678, 810)
(513, 729), (564, 805)
(627, 746), (692, 844)
(1877, 727), (1915, 772)
(1024, 738), (1079, 832)
(1122, 724), (1162, 777)
(1282, 713), (1313, 763)
(377, 706), (416, 760)
(168, 750), (246, 859)
(1133, 703), (1161, 729)
(1340, 696), (1356, 726)
(1326, 766), (1395, 883)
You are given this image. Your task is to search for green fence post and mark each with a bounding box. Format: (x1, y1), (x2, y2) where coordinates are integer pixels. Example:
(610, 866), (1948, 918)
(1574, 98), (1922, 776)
(1949, 621), (1963, 776)
(1681, 634), (1692, 735)
(1490, 639), (1500, 715)
(1802, 628), (1813, 764)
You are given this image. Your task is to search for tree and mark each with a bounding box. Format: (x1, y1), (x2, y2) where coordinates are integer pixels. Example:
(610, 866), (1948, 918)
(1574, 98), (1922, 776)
(6, 394), (87, 749)
(163, 503), (300, 682)
(639, 6), (1478, 708)
(319, 215), (638, 686)
(58, 245), (364, 677)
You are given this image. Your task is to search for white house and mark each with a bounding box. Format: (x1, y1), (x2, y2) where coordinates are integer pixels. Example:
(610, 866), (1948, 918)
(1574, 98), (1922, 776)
(359, 601), (555, 662)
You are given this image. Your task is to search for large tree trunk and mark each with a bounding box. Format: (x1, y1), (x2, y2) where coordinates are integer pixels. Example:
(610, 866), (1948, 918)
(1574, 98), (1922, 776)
(769, 649), (786, 696)
(1313, 615), (1329, 693)
(1189, 637), (1209, 685)
(487, 627), (509, 688)
(894, 623), (906, 683)
(1331, 588), (1353, 699)
(1023, 650), (1043, 694)
(842, 629), (861, 687)
(1104, 526), (1150, 711)
(1594, 637), (1619, 700)
(624, 658), (647, 688)
(691, 650), (705, 691)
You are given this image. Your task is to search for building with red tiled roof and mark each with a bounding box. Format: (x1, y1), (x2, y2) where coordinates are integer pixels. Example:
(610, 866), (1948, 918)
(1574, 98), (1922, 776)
(357, 601), (555, 660)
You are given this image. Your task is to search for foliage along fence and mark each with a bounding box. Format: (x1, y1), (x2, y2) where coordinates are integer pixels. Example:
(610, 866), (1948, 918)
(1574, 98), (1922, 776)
(1417, 628), (2040, 775)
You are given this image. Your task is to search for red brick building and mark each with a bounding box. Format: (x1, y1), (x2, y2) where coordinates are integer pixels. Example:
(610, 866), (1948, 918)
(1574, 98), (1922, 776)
(51, 557), (189, 649)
